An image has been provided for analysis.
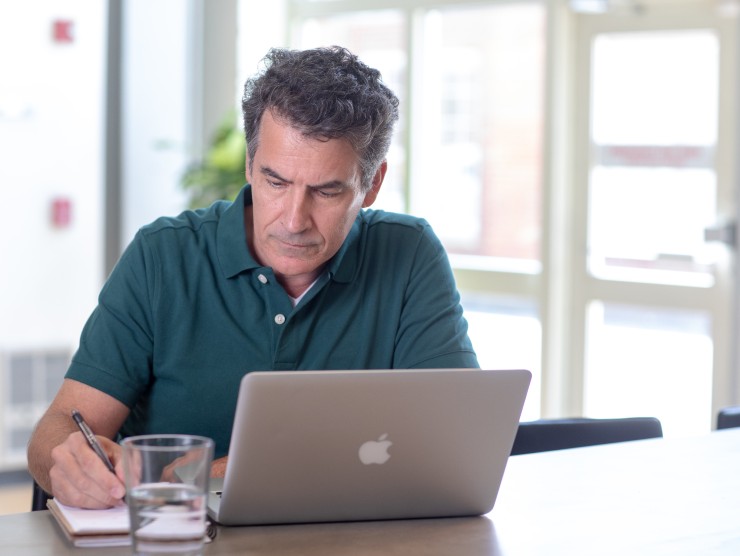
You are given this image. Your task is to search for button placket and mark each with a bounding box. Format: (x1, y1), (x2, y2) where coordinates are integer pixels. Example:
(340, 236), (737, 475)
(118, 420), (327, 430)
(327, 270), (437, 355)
(256, 269), (291, 330)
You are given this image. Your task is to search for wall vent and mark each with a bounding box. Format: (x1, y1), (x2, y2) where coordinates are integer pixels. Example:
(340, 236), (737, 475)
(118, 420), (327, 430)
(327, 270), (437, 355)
(1, 349), (70, 469)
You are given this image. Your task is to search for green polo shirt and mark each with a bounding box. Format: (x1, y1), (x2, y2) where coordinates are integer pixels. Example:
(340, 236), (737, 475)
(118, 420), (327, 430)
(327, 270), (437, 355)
(67, 185), (478, 457)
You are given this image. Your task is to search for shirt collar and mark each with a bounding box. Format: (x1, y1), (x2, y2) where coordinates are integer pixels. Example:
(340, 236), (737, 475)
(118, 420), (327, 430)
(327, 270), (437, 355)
(326, 215), (362, 284)
(217, 185), (260, 278)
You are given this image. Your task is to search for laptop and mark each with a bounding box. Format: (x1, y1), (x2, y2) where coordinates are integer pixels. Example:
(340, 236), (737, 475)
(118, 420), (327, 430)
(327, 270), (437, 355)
(207, 368), (531, 526)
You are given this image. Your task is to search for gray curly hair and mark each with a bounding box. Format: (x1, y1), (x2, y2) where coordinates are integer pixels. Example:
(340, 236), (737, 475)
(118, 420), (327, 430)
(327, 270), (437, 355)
(241, 46), (400, 191)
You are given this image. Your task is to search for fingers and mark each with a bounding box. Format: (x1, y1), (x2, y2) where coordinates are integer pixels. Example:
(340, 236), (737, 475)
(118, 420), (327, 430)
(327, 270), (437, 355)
(210, 456), (228, 478)
(160, 451), (202, 482)
(49, 432), (126, 509)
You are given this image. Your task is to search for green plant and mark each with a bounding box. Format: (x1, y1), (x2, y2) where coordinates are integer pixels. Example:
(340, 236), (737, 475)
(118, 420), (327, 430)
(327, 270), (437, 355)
(181, 113), (246, 209)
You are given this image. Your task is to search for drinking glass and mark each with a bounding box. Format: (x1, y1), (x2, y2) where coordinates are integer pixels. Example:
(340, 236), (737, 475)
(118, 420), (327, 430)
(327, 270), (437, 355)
(121, 434), (214, 555)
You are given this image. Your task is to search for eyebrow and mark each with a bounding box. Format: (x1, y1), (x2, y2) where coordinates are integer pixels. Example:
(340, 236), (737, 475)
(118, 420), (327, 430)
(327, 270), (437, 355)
(261, 166), (292, 184)
(260, 165), (350, 190)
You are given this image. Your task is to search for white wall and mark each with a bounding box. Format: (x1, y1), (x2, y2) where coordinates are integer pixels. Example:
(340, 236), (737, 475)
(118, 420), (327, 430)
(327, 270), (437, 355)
(0, 1), (106, 350)
(0, 0), (272, 468)
(0, 1), (196, 347)
(0, 0), (240, 369)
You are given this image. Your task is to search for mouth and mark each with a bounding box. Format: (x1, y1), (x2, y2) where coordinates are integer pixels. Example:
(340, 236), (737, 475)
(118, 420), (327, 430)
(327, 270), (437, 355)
(280, 239), (313, 249)
(274, 237), (319, 254)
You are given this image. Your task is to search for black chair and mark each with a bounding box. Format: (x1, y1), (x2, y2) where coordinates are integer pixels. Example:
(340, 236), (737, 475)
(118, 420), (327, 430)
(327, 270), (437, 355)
(717, 406), (740, 430)
(31, 479), (52, 512)
(511, 416), (663, 455)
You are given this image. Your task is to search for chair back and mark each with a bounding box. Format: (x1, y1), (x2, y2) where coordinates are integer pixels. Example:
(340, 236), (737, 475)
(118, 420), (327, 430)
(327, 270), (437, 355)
(717, 406), (740, 430)
(511, 416), (663, 455)
(32, 480), (52, 511)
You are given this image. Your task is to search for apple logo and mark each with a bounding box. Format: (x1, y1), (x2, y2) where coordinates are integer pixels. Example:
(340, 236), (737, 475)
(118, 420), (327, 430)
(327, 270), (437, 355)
(358, 433), (393, 465)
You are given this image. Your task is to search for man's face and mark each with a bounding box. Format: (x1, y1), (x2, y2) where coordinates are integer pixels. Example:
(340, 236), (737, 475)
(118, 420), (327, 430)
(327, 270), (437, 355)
(246, 111), (383, 287)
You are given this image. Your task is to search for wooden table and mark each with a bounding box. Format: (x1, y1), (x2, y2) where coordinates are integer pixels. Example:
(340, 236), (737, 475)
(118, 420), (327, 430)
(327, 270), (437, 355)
(4, 428), (740, 555)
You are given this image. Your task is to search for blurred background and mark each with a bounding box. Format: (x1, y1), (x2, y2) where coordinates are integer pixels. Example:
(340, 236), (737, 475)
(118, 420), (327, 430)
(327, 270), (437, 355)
(1, 0), (739, 509)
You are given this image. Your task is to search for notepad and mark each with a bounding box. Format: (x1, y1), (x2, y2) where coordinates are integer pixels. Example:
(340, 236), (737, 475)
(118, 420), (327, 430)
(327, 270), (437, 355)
(47, 499), (131, 547)
(47, 498), (215, 548)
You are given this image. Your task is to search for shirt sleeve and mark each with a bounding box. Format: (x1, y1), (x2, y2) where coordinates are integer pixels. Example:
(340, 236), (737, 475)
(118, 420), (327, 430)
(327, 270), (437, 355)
(392, 221), (480, 369)
(65, 230), (156, 407)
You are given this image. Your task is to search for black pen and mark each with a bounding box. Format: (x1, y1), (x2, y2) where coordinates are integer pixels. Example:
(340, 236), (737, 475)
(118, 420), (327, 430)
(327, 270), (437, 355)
(71, 409), (116, 474)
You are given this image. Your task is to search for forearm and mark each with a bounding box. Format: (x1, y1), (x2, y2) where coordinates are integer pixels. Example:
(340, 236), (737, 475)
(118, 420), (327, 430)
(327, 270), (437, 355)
(27, 409), (78, 494)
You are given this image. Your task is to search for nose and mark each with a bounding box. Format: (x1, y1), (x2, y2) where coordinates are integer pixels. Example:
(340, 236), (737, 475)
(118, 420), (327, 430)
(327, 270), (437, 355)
(283, 188), (311, 234)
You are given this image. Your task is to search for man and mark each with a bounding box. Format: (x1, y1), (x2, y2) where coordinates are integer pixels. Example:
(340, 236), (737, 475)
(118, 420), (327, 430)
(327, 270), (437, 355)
(27, 46), (478, 509)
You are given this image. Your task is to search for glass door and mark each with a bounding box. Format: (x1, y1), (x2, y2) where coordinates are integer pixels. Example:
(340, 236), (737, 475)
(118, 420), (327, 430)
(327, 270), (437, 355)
(573, 5), (738, 436)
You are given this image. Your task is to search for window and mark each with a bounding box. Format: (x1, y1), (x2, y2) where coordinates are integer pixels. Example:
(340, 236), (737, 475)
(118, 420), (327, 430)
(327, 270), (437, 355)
(279, 0), (740, 434)
(410, 5), (545, 262)
(291, 0), (548, 417)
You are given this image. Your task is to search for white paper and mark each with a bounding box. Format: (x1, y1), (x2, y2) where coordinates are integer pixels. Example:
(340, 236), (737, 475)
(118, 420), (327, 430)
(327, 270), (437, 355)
(49, 499), (129, 534)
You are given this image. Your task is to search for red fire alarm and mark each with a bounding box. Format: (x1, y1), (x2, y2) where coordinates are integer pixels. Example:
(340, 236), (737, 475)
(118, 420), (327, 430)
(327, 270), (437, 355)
(52, 19), (75, 44)
(51, 197), (72, 228)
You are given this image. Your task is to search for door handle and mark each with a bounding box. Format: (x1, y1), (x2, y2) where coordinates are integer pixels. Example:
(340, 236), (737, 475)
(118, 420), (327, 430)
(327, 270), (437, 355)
(704, 221), (736, 247)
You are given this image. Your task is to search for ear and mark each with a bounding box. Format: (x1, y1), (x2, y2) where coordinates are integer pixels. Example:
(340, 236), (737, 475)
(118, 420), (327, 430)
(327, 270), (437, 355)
(362, 161), (387, 208)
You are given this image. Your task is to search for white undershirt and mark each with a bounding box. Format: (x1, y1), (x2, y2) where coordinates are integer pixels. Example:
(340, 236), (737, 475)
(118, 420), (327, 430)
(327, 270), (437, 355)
(288, 275), (323, 307)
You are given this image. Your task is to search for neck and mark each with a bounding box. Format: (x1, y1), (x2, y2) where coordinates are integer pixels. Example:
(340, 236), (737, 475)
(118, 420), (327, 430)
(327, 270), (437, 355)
(279, 272), (322, 299)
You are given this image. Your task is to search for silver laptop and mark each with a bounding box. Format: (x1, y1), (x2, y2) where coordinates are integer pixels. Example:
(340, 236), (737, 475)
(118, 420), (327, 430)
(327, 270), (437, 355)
(207, 368), (531, 526)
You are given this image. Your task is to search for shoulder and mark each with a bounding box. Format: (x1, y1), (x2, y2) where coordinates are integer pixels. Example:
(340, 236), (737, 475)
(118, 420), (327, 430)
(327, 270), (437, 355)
(358, 208), (434, 237)
(358, 209), (443, 251)
(119, 201), (234, 274)
(349, 209), (447, 273)
(138, 201), (230, 239)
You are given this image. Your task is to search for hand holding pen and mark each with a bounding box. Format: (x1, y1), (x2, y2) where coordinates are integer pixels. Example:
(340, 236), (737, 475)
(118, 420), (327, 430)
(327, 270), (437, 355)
(71, 409), (126, 502)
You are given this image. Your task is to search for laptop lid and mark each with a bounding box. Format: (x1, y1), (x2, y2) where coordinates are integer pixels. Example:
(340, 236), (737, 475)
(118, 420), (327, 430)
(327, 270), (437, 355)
(207, 368), (531, 526)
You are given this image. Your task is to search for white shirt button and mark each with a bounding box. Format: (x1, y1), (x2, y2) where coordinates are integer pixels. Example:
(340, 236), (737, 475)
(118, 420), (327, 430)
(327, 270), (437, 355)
(274, 313), (286, 325)
(257, 274), (268, 284)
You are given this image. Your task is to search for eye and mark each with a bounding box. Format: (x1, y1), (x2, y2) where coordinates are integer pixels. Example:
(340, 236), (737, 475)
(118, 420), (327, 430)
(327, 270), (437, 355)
(315, 186), (343, 199)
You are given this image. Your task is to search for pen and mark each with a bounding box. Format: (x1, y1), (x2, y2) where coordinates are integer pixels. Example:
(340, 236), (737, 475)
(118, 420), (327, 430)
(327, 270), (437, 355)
(71, 409), (116, 474)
